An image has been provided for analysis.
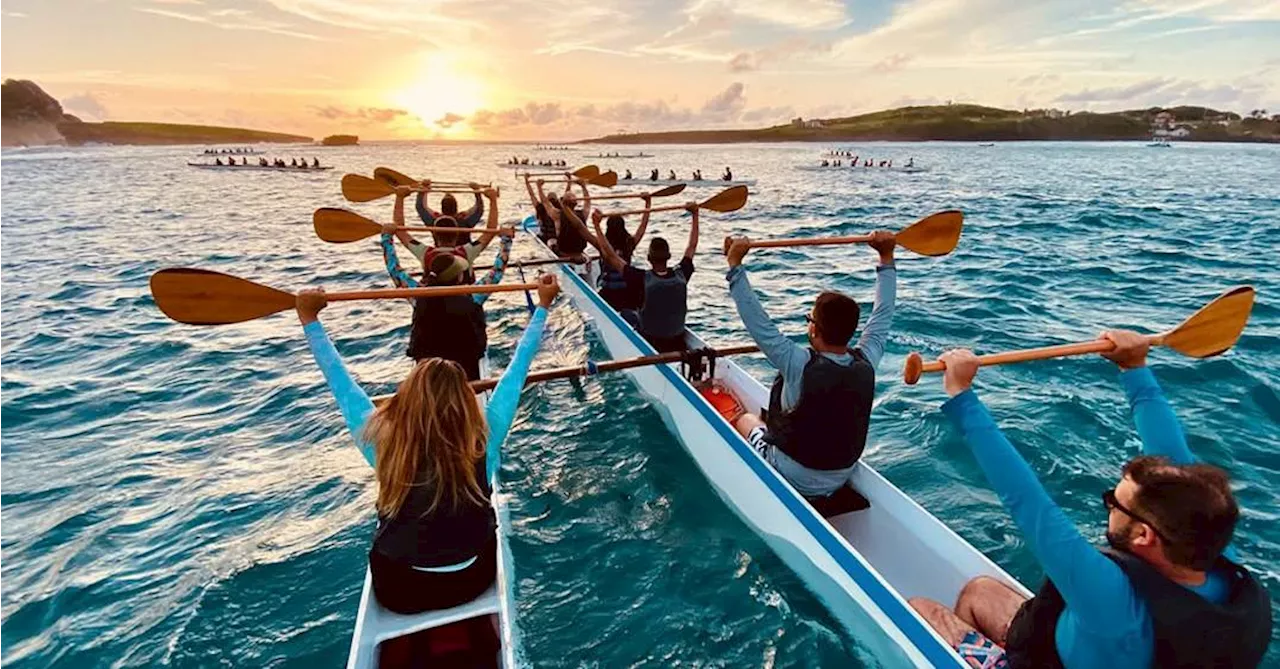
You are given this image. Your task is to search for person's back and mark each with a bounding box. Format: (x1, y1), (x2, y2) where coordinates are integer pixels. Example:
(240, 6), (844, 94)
(405, 253), (487, 380)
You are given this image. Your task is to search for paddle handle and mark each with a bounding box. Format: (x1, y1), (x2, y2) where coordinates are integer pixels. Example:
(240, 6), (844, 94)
(589, 192), (650, 200)
(328, 283), (539, 302)
(748, 234), (875, 249)
(470, 344), (761, 391)
(901, 338), (1159, 384)
(391, 225), (517, 235)
(610, 202), (690, 217)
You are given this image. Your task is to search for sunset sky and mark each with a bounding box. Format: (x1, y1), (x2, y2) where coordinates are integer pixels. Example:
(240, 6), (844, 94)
(2, 0), (1278, 140)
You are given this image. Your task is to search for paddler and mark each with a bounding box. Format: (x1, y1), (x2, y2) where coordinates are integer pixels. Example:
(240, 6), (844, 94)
(564, 203), (651, 325)
(295, 275), (560, 615)
(567, 202), (698, 352)
(416, 181), (485, 243)
(908, 334), (1272, 669)
(532, 178), (590, 260)
(720, 233), (897, 499)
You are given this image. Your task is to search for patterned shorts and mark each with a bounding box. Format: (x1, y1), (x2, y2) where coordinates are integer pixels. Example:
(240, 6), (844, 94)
(956, 631), (1009, 669)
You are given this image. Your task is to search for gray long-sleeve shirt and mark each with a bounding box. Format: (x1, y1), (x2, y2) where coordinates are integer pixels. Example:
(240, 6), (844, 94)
(726, 263), (896, 411)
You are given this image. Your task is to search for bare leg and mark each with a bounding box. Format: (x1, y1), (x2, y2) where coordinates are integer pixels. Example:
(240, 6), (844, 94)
(734, 412), (765, 439)
(908, 597), (977, 647)
(954, 576), (1027, 645)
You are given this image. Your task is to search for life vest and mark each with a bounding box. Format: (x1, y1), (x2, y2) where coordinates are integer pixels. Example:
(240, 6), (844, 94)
(1003, 548), (1272, 669)
(372, 458), (495, 567)
(406, 246), (484, 364)
(598, 265), (642, 311)
(765, 349), (875, 470)
(556, 209), (588, 255)
(638, 267), (688, 339)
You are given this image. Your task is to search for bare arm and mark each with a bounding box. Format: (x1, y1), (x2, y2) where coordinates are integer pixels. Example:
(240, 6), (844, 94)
(472, 189), (501, 251)
(591, 213), (626, 272)
(631, 196), (652, 247)
(683, 204), (700, 260)
(392, 190), (419, 247)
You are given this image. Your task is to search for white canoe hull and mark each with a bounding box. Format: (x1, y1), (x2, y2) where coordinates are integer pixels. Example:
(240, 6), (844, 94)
(795, 165), (928, 173)
(521, 216), (1028, 667)
(346, 357), (520, 669)
(613, 178), (757, 187)
(186, 163), (333, 172)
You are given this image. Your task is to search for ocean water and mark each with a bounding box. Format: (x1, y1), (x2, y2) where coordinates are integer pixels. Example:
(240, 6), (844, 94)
(2, 141), (1278, 668)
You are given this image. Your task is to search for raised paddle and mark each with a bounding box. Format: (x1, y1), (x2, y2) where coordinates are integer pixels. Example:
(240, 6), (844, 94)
(342, 174), (488, 202)
(472, 256), (594, 271)
(372, 344), (762, 402)
(537, 170), (618, 188)
(150, 268), (539, 326)
(373, 167), (485, 189)
(902, 285), (1257, 385)
(609, 185), (749, 217)
(313, 208), (514, 244)
(744, 210), (964, 257)
(521, 165), (599, 179)
(587, 183), (686, 200)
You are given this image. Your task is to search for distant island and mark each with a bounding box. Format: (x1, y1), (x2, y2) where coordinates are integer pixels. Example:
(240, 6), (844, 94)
(2, 79), (312, 147)
(321, 134), (359, 146)
(582, 104), (1280, 144)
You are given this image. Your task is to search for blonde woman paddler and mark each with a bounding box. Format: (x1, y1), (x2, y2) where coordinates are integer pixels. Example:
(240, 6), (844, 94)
(296, 274), (560, 614)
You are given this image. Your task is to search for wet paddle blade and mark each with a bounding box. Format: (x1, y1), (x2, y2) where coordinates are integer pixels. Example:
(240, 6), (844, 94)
(589, 171), (618, 187)
(341, 173), (395, 202)
(574, 165), (600, 180)
(150, 268), (294, 325)
(1158, 286), (1255, 358)
(700, 185), (749, 213)
(314, 208), (381, 243)
(895, 210), (964, 256)
(651, 183), (686, 197)
(373, 167), (417, 187)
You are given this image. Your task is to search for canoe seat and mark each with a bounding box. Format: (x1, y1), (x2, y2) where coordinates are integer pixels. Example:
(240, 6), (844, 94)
(366, 582), (501, 646)
(809, 485), (871, 518)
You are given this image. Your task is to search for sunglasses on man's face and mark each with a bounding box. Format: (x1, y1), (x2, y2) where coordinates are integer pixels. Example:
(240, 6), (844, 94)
(1101, 488), (1173, 543)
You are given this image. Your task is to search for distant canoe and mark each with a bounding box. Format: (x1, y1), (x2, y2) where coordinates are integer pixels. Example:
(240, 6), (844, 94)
(796, 165), (927, 173)
(615, 177), (756, 187)
(496, 162), (571, 169)
(186, 162), (333, 172)
(589, 153), (655, 159)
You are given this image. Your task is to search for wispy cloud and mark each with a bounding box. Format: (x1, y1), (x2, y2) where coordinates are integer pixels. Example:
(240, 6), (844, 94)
(310, 105), (412, 123)
(136, 7), (322, 40)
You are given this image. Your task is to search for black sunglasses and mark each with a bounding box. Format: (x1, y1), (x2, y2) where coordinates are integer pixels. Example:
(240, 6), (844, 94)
(1101, 489), (1173, 543)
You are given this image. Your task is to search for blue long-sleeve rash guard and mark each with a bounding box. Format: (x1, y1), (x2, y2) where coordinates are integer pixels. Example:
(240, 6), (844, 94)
(942, 367), (1233, 668)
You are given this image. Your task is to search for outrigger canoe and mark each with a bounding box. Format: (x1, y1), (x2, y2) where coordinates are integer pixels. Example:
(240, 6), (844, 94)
(794, 165), (928, 174)
(613, 177), (757, 187)
(346, 357), (522, 668)
(520, 214), (1030, 667)
(186, 162), (334, 172)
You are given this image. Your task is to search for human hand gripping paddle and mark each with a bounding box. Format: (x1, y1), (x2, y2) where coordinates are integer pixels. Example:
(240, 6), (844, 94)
(521, 165), (600, 179)
(608, 185), (749, 217)
(341, 174), (488, 203)
(312, 208), (516, 244)
(902, 286), (1257, 384)
(532, 170), (618, 188)
(149, 268), (540, 325)
(743, 210), (963, 257)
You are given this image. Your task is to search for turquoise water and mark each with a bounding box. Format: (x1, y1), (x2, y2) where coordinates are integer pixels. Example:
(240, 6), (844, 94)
(2, 141), (1277, 667)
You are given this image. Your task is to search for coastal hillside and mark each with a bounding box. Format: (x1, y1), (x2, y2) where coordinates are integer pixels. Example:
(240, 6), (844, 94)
(583, 103), (1279, 144)
(1, 79), (312, 147)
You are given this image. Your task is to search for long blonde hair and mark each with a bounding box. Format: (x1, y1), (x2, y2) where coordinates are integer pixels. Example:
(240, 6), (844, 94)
(363, 358), (489, 518)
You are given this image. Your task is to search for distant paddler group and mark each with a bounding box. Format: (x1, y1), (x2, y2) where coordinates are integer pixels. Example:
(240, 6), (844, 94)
(145, 157), (1269, 667)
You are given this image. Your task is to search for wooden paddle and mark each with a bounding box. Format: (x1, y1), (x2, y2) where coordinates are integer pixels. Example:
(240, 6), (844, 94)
(536, 170), (618, 188)
(150, 268), (539, 326)
(342, 174), (486, 202)
(587, 183), (687, 201)
(745, 210), (963, 257)
(902, 286), (1257, 384)
(313, 208), (514, 244)
(373, 167), (484, 188)
(472, 256), (594, 271)
(521, 165), (599, 179)
(372, 344), (761, 402)
(609, 185), (749, 217)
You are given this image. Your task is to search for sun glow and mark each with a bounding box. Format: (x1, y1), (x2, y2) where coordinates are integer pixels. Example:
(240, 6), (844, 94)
(392, 54), (487, 138)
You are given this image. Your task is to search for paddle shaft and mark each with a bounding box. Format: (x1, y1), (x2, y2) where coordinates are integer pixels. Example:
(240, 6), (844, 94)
(328, 283), (539, 302)
(905, 335), (1178, 384)
(470, 344), (760, 391)
(610, 202), (693, 217)
(472, 256), (593, 271)
(388, 225), (517, 235)
(589, 192), (659, 201)
(748, 233), (878, 249)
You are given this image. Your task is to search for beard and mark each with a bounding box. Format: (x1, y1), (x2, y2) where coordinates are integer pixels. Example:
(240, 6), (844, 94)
(1106, 528), (1135, 553)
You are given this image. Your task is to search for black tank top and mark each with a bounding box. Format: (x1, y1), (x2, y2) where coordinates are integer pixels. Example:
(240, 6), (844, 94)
(372, 459), (495, 567)
(765, 349), (875, 470)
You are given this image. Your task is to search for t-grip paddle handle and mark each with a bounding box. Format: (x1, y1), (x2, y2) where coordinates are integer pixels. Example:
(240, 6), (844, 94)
(902, 339), (1129, 385)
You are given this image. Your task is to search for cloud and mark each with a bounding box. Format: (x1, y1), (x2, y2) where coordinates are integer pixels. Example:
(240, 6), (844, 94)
(871, 53), (914, 73)
(62, 94), (109, 121)
(701, 82), (746, 119)
(435, 112), (465, 128)
(1053, 77), (1264, 110)
(260, 0), (475, 35)
(740, 105), (795, 124)
(4, 11), (28, 17)
(1054, 77), (1176, 103)
(725, 37), (831, 72)
(680, 0), (849, 30)
(136, 6), (321, 40)
(311, 105), (411, 123)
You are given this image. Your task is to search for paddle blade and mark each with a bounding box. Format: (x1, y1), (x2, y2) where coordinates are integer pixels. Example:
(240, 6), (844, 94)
(1158, 286), (1255, 358)
(150, 268), (294, 325)
(373, 167), (417, 187)
(651, 183), (686, 198)
(700, 185), (749, 213)
(341, 173), (395, 202)
(314, 208), (381, 243)
(590, 171), (618, 187)
(573, 165), (600, 180)
(895, 210), (964, 256)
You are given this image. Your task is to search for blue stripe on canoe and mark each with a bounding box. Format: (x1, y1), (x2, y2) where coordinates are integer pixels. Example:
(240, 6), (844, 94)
(519, 217), (962, 667)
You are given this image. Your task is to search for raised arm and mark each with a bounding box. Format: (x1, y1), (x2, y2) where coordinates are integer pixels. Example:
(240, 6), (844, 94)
(380, 227), (420, 289)
(470, 187), (501, 252)
(471, 234), (513, 304)
(853, 231), (897, 368)
(683, 203), (700, 260)
(590, 210), (626, 272)
(1100, 331), (1194, 463)
(484, 276), (559, 482)
(559, 202), (603, 250)
(939, 352), (1144, 639)
(414, 190), (437, 225)
(297, 290), (377, 466)
(631, 195), (652, 247)
(391, 187), (424, 250)
(461, 189), (484, 227)
(723, 237), (809, 382)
